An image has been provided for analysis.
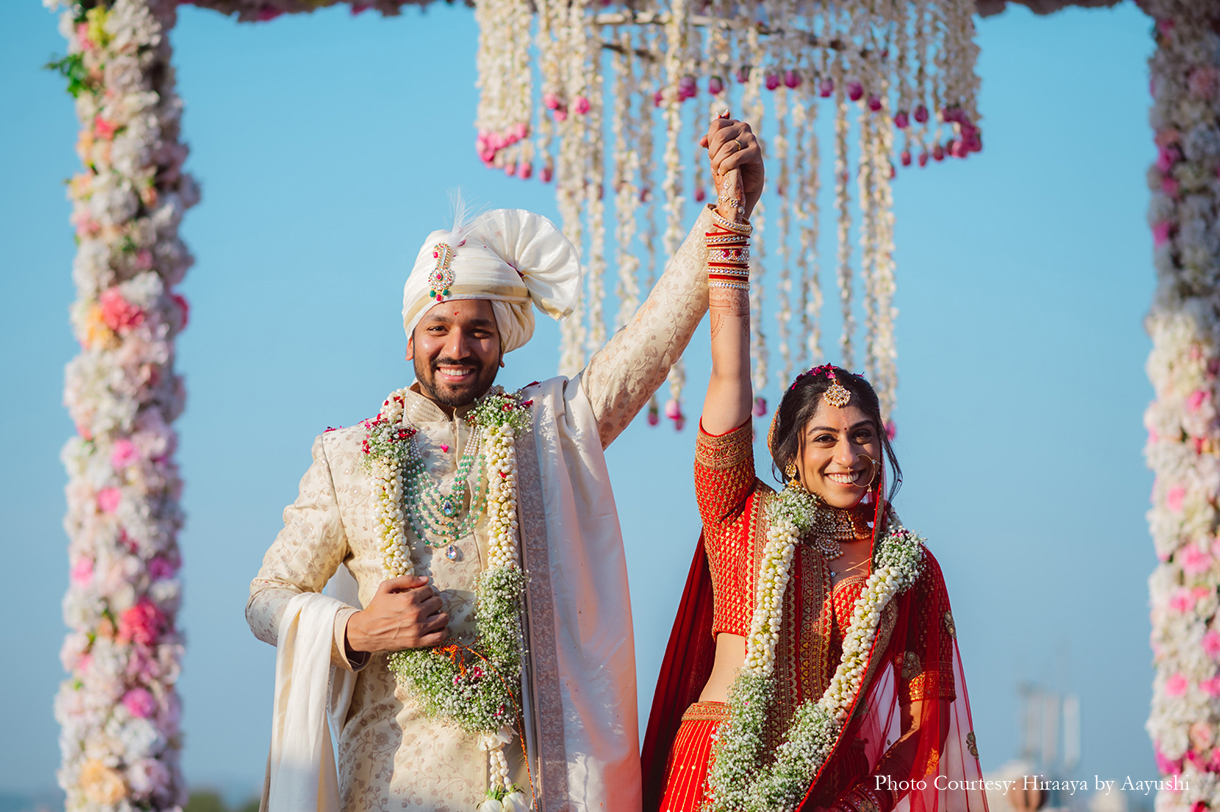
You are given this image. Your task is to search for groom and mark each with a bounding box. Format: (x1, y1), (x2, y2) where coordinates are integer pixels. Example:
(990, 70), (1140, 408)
(246, 117), (763, 812)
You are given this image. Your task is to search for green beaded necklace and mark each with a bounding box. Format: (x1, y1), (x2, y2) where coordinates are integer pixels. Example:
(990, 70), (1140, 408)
(400, 426), (488, 553)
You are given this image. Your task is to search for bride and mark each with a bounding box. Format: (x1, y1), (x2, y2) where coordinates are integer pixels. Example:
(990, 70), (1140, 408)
(641, 114), (989, 812)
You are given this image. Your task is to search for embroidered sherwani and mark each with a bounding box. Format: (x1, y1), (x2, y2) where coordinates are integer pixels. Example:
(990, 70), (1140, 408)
(247, 208), (716, 812)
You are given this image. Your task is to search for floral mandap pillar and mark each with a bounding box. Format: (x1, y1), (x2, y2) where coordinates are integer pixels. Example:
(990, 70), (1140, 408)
(1144, 0), (1220, 805)
(49, 0), (198, 808)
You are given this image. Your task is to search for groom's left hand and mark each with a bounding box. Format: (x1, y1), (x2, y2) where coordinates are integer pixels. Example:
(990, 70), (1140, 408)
(700, 115), (765, 219)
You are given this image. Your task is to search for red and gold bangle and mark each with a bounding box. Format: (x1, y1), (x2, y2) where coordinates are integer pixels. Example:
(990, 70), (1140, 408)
(710, 208), (752, 236)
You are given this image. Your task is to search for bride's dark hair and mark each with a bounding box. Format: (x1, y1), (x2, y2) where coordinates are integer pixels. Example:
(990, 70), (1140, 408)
(767, 365), (902, 501)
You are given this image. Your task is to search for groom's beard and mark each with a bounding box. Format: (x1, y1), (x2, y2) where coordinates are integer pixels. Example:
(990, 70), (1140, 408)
(414, 354), (500, 410)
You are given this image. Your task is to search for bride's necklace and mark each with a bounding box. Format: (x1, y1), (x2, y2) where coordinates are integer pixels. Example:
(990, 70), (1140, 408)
(805, 494), (872, 563)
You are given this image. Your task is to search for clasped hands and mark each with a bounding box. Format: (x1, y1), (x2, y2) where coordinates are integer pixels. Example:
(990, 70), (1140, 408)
(345, 575), (449, 656)
(700, 113), (765, 221)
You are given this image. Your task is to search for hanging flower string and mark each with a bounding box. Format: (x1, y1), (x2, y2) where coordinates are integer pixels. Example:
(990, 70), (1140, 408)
(362, 386), (532, 810)
(707, 488), (925, 812)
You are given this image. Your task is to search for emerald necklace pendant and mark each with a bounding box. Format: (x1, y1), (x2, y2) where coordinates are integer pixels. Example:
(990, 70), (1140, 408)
(400, 427), (487, 550)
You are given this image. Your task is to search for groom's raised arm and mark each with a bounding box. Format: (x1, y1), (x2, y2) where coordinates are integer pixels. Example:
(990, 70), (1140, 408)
(579, 207), (716, 449)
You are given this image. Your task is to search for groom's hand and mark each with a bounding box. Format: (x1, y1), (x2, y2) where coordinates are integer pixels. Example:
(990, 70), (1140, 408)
(345, 575), (449, 654)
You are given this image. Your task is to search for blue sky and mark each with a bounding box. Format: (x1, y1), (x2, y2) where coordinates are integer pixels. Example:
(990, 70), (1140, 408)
(1, 0), (1159, 801)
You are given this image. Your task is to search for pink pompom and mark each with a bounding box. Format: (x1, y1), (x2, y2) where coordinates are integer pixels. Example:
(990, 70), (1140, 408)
(665, 399), (682, 420)
(918, 151), (929, 168)
(97, 487), (121, 514)
(894, 111), (909, 129)
(783, 70), (801, 89)
(172, 293), (190, 329)
(752, 397), (767, 417)
(541, 165), (554, 184)
(708, 76), (724, 95)
(654, 90), (665, 108)
(518, 162), (533, 180)
(818, 78), (833, 98)
(764, 73), (781, 91)
(543, 92), (561, 110)
(573, 96), (591, 115)
(504, 163), (517, 177)
(646, 405), (660, 427)
(867, 95), (882, 112)
(913, 105), (929, 124)
(885, 420), (897, 441)
(932, 144), (945, 162)
(694, 187), (706, 203)
(735, 66), (751, 84)
(900, 150), (912, 167)
(674, 415), (686, 431)
(123, 687), (158, 719)
(553, 108), (568, 122)
(847, 81), (864, 102)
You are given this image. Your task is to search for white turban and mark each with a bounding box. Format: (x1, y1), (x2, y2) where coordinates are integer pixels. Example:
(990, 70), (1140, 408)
(402, 208), (581, 354)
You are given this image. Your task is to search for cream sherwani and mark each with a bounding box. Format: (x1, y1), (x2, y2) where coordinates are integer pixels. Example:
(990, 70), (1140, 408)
(247, 208), (713, 812)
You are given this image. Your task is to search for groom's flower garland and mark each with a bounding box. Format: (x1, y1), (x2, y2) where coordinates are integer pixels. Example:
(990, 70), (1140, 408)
(361, 386), (532, 807)
(707, 485), (925, 812)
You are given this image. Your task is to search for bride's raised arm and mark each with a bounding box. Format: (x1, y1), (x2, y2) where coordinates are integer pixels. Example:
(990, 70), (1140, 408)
(699, 115), (764, 435)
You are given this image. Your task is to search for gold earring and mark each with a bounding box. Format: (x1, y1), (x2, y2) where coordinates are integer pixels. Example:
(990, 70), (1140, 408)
(784, 461), (798, 481)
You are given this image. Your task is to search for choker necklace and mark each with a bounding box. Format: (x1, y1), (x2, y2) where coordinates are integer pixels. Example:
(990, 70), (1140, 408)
(807, 497), (872, 562)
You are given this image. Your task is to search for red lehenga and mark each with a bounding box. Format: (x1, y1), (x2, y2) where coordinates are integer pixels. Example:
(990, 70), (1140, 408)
(642, 422), (989, 812)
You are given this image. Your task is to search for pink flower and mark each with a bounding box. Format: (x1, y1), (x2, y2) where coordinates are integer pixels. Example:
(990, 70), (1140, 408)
(96, 487), (121, 514)
(573, 96), (591, 115)
(752, 397), (767, 417)
(99, 288), (145, 333)
(71, 557), (94, 586)
(1167, 485), (1186, 512)
(1169, 587), (1194, 612)
(885, 421), (897, 441)
(118, 599), (165, 647)
(1188, 66), (1219, 100)
(122, 687), (157, 718)
(1165, 673), (1189, 696)
(111, 438), (140, 469)
(1187, 389), (1209, 412)
(665, 399), (682, 420)
(147, 556), (176, 581)
(1202, 630), (1220, 659)
(171, 293), (189, 328)
(1181, 544), (1212, 575)
(1200, 676), (1220, 697)
(93, 116), (117, 141)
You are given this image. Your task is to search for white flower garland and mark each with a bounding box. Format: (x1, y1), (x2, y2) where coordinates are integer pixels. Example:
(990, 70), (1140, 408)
(1143, 1), (1220, 806)
(48, 0), (197, 808)
(364, 387), (532, 809)
(708, 487), (925, 812)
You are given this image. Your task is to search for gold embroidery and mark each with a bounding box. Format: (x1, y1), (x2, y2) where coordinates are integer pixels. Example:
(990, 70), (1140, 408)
(905, 669), (957, 702)
(967, 730), (979, 759)
(924, 747), (940, 776)
(943, 610), (956, 638)
(902, 650), (922, 681)
(681, 701), (732, 723)
(695, 423), (753, 470)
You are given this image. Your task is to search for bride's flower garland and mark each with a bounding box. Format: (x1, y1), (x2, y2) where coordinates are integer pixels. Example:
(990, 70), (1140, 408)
(707, 485), (925, 812)
(361, 386), (532, 808)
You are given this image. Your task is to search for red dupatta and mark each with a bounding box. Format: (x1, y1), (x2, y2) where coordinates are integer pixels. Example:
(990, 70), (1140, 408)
(641, 507), (989, 812)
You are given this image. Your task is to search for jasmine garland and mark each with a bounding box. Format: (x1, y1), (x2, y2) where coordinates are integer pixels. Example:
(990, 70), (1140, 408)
(362, 386), (533, 806)
(707, 483), (925, 812)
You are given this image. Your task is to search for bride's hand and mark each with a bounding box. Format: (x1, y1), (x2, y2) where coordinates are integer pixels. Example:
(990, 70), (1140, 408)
(699, 114), (765, 220)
